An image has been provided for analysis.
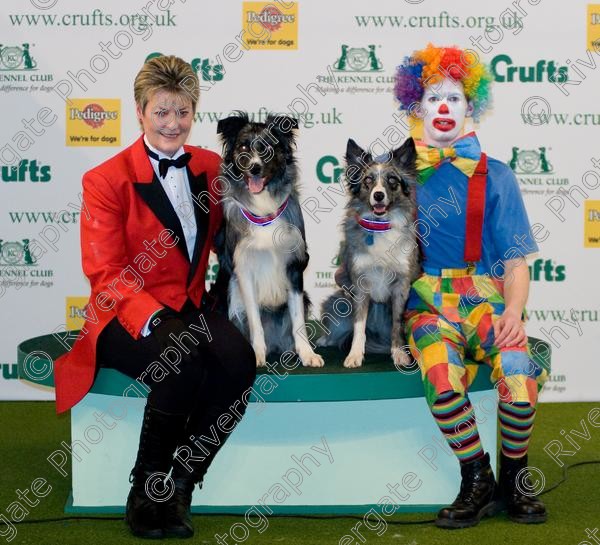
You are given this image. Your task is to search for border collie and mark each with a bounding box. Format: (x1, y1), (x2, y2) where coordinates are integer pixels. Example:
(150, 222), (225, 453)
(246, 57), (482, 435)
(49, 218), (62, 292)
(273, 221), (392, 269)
(212, 112), (324, 368)
(317, 137), (420, 368)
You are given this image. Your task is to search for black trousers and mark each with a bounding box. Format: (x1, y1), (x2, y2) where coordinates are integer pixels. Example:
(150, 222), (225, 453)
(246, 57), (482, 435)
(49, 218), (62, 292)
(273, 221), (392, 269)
(96, 299), (257, 418)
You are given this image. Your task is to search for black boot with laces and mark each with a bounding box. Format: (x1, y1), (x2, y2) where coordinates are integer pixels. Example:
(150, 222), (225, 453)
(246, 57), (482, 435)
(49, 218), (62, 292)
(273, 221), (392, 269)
(498, 452), (547, 523)
(436, 452), (499, 529)
(125, 402), (188, 539)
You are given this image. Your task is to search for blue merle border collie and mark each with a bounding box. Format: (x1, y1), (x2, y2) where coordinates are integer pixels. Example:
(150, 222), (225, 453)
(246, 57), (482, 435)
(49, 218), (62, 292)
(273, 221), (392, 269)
(317, 137), (420, 368)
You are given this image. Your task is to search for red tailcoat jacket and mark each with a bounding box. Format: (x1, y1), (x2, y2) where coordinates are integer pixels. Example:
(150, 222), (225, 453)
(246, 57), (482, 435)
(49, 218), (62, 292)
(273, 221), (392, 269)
(53, 135), (223, 414)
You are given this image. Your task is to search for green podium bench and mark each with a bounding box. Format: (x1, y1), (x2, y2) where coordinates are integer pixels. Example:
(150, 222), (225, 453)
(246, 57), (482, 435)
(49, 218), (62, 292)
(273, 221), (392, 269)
(17, 330), (550, 515)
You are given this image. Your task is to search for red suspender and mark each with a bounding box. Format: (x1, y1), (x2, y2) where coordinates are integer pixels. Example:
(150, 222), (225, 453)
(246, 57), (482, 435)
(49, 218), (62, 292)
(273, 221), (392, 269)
(463, 153), (488, 265)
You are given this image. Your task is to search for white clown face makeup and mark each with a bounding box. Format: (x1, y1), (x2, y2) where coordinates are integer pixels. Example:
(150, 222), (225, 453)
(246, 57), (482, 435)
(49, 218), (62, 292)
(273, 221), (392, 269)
(419, 78), (474, 147)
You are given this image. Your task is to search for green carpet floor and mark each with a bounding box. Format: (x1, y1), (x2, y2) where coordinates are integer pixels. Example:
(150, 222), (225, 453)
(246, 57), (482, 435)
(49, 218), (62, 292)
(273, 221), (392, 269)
(1, 401), (599, 545)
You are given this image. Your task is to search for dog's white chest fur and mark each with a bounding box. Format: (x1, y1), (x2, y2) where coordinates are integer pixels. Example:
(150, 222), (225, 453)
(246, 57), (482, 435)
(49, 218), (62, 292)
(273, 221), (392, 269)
(232, 231), (288, 308)
(350, 219), (414, 303)
(228, 194), (305, 311)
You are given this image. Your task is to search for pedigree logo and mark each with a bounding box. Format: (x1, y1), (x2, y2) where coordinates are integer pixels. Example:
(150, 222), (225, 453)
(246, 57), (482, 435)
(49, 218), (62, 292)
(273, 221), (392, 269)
(587, 4), (600, 49)
(242, 2), (298, 50)
(584, 200), (600, 247)
(65, 296), (89, 330)
(66, 98), (120, 146)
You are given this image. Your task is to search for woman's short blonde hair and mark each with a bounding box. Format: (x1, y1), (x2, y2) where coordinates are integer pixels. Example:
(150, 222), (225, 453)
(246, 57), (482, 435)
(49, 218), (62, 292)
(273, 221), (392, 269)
(134, 55), (200, 113)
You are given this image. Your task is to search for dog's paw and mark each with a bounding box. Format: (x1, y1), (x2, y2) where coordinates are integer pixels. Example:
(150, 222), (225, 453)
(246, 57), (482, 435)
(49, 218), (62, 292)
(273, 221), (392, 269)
(391, 347), (412, 368)
(253, 341), (267, 367)
(343, 352), (364, 368)
(299, 349), (325, 368)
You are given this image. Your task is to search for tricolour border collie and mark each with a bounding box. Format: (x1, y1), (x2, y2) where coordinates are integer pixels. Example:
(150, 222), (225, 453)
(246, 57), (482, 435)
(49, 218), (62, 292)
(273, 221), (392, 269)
(212, 112), (324, 368)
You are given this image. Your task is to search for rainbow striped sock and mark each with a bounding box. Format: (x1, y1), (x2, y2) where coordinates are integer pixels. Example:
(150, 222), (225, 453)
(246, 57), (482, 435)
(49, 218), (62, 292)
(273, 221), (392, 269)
(498, 401), (535, 459)
(430, 391), (484, 464)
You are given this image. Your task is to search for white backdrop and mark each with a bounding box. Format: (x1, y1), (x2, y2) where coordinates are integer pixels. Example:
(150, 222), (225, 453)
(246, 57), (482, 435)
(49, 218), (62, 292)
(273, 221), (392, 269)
(1, 0), (599, 402)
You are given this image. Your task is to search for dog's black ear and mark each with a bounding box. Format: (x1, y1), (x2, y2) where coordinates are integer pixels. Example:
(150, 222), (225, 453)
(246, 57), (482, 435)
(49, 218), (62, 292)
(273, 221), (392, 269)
(216, 112), (249, 137)
(345, 139), (372, 167)
(346, 138), (363, 163)
(217, 112), (248, 160)
(345, 139), (371, 195)
(392, 137), (417, 168)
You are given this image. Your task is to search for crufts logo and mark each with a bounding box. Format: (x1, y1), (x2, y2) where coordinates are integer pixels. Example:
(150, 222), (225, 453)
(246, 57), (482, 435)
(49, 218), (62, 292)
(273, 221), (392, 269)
(528, 259), (566, 281)
(490, 54), (568, 83)
(316, 155), (344, 184)
(1, 159), (51, 182)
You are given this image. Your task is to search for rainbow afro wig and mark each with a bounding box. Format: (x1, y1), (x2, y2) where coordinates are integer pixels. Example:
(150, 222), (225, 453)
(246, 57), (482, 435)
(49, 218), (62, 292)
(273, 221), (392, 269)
(394, 44), (492, 122)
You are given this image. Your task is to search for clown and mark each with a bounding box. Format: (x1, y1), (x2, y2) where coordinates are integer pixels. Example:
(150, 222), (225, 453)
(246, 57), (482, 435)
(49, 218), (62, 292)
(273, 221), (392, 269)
(395, 44), (548, 528)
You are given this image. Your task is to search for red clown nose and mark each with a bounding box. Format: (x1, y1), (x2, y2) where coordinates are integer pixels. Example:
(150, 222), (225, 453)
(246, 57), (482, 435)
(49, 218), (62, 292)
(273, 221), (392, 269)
(438, 103), (449, 114)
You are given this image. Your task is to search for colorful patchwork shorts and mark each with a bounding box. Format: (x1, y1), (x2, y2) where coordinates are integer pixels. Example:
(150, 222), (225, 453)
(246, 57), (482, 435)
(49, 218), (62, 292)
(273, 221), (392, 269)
(404, 269), (548, 407)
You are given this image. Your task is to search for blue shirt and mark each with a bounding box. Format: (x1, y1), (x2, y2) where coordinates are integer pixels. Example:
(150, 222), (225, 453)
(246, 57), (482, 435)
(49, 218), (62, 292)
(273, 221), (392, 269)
(415, 156), (538, 276)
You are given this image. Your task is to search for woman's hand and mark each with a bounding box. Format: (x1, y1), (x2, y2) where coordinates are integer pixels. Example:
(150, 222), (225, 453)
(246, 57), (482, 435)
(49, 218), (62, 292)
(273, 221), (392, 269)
(150, 309), (201, 365)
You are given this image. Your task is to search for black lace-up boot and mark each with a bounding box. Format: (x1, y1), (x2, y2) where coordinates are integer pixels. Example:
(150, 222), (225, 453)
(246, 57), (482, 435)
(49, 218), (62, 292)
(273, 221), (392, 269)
(125, 402), (188, 539)
(436, 453), (499, 528)
(498, 452), (547, 523)
(164, 403), (243, 538)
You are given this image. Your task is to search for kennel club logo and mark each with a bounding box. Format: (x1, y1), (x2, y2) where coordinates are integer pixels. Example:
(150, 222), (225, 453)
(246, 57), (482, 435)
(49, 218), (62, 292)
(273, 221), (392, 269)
(0, 238), (54, 289)
(542, 373), (568, 395)
(317, 44), (394, 95)
(0, 43), (36, 71)
(508, 146), (570, 196)
(588, 5), (600, 50)
(66, 99), (121, 146)
(0, 43), (54, 93)
(313, 254), (341, 289)
(242, 2), (298, 50)
(334, 45), (383, 72)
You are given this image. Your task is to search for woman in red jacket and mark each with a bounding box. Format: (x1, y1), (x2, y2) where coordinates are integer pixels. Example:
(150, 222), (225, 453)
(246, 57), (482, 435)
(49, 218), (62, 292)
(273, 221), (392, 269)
(53, 55), (256, 539)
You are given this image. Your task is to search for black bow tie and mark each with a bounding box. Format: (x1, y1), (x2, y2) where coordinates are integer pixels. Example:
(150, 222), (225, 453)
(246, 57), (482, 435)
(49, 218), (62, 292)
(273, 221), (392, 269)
(145, 145), (191, 179)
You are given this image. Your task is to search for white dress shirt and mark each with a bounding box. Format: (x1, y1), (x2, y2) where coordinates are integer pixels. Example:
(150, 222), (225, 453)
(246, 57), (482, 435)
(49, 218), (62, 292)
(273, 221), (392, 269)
(140, 134), (197, 337)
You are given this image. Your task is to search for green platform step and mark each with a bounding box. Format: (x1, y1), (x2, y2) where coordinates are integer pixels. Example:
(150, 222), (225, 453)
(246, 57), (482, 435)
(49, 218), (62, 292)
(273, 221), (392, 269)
(17, 325), (551, 403)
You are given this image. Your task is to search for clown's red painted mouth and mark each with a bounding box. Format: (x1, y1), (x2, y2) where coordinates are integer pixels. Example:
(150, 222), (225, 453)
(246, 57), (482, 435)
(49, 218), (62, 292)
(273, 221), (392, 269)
(432, 118), (456, 132)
